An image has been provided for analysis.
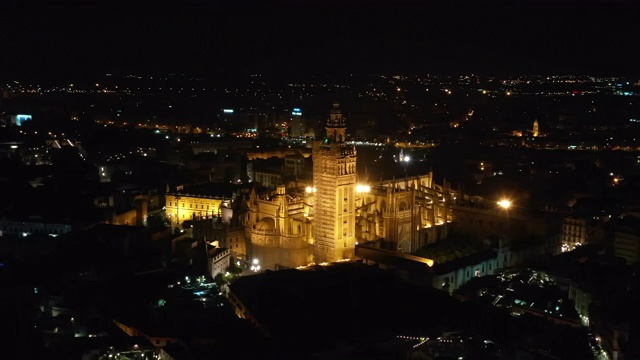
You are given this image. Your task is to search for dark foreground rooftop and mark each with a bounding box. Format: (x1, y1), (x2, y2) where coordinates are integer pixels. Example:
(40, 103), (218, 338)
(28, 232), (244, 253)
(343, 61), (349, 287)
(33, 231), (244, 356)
(229, 261), (458, 358)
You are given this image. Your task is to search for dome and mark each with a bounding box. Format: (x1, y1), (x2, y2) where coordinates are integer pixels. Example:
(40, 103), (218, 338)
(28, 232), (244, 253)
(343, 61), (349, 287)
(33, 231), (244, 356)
(256, 217), (275, 231)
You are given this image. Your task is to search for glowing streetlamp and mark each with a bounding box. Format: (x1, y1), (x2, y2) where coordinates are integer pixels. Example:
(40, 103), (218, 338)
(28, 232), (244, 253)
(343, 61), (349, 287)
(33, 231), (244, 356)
(355, 184), (370, 193)
(250, 258), (260, 272)
(497, 199), (511, 209)
(497, 199), (512, 241)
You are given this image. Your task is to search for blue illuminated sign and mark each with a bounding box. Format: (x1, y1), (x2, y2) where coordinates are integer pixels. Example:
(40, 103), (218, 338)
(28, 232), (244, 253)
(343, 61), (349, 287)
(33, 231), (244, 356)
(14, 114), (32, 126)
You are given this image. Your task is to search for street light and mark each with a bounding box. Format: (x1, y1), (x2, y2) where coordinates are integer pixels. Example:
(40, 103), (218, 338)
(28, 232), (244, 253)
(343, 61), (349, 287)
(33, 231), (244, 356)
(497, 199), (511, 209)
(250, 258), (260, 272)
(497, 199), (512, 242)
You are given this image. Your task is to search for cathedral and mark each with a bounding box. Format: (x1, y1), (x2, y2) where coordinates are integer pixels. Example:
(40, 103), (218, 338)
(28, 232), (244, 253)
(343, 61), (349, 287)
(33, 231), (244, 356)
(354, 174), (453, 252)
(244, 184), (313, 270)
(243, 102), (452, 270)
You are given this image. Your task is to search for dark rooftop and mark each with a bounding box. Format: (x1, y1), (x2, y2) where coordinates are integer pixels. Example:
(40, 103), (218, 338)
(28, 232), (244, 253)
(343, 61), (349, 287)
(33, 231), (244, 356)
(433, 249), (497, 275)
(84, 223), (147, 237)
(355, 244), (434, 272)
(229, 261), (458, 357)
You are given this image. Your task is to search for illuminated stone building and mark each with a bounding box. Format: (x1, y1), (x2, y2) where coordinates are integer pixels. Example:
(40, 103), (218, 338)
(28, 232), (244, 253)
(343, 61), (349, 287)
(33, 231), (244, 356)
(355, 174), (453, 253)
(192, 219), (248, 261)
(164, 182), (256, 263)
(165, 183), (235, 226)
(561, 217), (591, 252)
(167, 104), (454, 271)
(312, 102), (357, 262)
(165, 193), (230, 225)
(243, 103), (453, 268)
(244, 185), (313, 270)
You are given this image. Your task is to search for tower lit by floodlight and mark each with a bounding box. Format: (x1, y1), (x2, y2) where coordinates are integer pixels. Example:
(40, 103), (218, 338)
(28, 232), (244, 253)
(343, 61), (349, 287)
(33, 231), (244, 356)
(312, 102), (357, 262)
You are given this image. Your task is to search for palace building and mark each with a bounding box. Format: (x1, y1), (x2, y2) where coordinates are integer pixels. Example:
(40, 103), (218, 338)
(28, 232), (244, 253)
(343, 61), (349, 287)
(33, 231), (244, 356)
(165, 193), (230, 225)
(164, 183), (236, 226)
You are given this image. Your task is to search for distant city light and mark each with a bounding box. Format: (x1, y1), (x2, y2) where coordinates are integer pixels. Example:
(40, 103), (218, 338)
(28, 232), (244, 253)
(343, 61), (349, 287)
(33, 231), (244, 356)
(223, 109), (234, 113)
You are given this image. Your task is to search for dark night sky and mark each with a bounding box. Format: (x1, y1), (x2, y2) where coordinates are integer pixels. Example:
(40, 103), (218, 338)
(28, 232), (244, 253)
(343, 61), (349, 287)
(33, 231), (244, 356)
(1, 0), (639, 80)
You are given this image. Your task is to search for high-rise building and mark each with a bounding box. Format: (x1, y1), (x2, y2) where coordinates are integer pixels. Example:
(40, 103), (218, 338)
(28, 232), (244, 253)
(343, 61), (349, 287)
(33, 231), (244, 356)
(533, 120), (539, 137)
(290, 107), (305, 138)
(312, 102), (357, 262)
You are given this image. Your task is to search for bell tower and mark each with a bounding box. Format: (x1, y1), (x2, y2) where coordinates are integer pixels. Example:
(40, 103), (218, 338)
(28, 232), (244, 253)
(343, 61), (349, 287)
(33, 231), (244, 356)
(325, 102), (347, 144)
(312, 102), (357, 262)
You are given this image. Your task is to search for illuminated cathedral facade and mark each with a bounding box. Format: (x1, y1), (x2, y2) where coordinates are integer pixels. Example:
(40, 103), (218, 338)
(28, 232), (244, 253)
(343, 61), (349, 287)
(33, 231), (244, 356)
(355, 174), (453, 253)
(244, 185), (313, 270)
(243, 102), (452, 270)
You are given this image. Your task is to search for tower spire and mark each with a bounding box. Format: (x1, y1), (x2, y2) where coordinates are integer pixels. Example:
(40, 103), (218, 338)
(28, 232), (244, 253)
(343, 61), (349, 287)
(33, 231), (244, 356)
(325, 101), (346, 143)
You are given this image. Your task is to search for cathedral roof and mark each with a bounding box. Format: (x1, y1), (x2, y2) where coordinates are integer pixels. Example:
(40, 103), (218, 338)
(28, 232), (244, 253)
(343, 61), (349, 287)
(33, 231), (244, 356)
(255, 217), (275, 231)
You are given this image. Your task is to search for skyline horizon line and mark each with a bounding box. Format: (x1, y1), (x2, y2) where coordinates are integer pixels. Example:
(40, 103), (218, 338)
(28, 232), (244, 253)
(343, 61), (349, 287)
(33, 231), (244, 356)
(3, 69), (639, 84)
